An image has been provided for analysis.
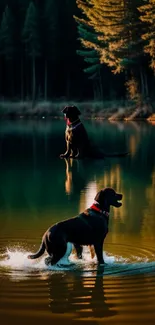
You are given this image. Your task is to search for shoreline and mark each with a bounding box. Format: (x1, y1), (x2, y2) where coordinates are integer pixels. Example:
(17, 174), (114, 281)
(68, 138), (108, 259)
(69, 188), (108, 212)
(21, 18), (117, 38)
(0, 100), (154, 121)
(0, 115), (155, 122)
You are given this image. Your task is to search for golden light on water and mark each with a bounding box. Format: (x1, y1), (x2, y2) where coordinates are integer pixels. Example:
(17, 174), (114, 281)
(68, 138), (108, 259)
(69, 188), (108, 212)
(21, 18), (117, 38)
(129, 134), (140, 157)
(147, 114), (155, 123)
(79, 165), (126, 222)
(79, 181), (97, 212)
(142, 169), (155, 239)
(1, 121), (155, 325)
(65, 158), (73, 195)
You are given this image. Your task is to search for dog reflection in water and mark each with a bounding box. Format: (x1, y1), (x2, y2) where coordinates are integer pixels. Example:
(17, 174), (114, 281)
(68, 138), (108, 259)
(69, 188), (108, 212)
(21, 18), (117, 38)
(48, 270), (117, 319)
(64, 157), (87, 196)
(64, 158), (74, 195)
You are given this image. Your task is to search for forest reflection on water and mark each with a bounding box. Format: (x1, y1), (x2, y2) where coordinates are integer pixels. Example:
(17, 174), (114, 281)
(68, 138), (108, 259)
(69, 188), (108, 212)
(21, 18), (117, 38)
(0, 119), (155, 325)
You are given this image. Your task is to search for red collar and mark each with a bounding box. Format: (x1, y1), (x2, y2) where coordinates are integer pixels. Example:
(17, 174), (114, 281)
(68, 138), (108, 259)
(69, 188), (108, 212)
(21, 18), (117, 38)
(64, 117), (81, 127)
(64, 117), (71, 125)
(90, 204), (109, 217)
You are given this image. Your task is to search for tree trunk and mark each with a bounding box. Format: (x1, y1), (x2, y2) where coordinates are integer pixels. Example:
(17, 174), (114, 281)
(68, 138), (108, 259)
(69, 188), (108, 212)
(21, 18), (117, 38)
(144, 72), (149, 97)
(93, 81), (98, 101)
(99, 68), (103, 101)
(21, 57), (24, 101)
(66, 71), (70, 100)
(96, 80), (101, 100)
(44, 59), (47, 100)
(26, 56), (29, 100)
(139, 67), (145, 100)
(93, 82), (96, 100)
(8, 60), (14, 98)
(0, 59), (1, 98)
(32, 54), (36, 107)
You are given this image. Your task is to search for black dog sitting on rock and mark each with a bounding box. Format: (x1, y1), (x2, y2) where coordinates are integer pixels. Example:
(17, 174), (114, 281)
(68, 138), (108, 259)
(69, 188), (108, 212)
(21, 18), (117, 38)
(27, 187), (123, 266)
(60, 105), (128, 159)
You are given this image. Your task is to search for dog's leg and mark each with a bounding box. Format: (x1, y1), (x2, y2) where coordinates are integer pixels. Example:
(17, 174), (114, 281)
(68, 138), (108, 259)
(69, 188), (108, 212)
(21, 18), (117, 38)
(60, 141), (71, 158)
(70, 147), (78, 158)
(73, 244), (83, 259)
(94, 242), (104, 265)
(73, 148), (83, 159)
(45, 242), (68, 266)
(89, 245), (96, 259)
(73, 145), (88, 159)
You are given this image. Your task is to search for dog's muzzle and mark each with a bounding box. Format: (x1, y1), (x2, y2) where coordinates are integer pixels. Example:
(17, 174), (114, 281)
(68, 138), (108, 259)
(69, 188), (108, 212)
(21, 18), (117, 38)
(115, 193), (123, 207)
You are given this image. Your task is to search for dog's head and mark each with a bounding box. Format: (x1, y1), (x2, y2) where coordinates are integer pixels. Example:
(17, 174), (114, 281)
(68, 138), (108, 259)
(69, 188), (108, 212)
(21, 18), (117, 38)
(62, 105), (81, 119)
(94, 187), (123, 209)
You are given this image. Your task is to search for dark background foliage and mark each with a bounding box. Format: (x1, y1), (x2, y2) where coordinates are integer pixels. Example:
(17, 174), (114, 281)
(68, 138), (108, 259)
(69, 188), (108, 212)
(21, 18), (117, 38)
(0, 0), (154, 102)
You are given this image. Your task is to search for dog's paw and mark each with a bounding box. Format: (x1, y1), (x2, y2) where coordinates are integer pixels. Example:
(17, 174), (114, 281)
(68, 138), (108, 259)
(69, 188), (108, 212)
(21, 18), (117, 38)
(77, 254), (82, 259)
(60, 153), (70, 159)
(45, 256), (52, 266)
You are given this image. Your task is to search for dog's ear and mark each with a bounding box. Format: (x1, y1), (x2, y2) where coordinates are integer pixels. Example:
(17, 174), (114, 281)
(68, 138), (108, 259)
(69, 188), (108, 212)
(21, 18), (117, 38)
(61, 106), (69, 114)
(94, 190), (105, 204)
(71, 105), (81, 115)
(61, 105), (81, 116)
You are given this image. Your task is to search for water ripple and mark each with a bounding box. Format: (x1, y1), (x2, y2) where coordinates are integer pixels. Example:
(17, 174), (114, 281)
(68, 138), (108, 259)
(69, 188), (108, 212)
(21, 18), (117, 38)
(0, 244), (155, 279)
(0, 245), (155, 324)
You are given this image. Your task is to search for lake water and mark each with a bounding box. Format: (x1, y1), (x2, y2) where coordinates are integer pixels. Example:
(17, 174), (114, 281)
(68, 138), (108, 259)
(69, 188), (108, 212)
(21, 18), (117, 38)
(0, 119), (155, 325)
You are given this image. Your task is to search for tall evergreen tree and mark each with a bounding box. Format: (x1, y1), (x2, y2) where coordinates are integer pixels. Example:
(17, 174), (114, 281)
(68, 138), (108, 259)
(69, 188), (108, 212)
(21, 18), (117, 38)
(22, 1), (40, 104)
(0, 0), (6, 17)
(42, 0), (60, 99)
(76, 20), (103, 99)
(0, 5), (16, 97)
(13, 0), (30, 100)
(60, 0), (80, 99)
(76, 0), (148, 102)
(0, 5), (15, 60)
(122, 0), (149, 102)
(139, 0), (155, 71)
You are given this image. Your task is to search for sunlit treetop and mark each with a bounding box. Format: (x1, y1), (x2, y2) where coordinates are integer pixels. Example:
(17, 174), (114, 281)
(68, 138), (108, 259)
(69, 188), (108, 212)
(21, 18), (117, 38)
(138, 0), (155, 70)
(76, 0), (146, 74)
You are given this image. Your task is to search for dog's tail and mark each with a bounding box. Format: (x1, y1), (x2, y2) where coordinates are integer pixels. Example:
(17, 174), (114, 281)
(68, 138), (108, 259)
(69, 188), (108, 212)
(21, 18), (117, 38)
(28, 241), (45, 259)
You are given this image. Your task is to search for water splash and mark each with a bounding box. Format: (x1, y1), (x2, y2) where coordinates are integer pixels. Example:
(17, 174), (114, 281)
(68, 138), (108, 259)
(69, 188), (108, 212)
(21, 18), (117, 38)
(0, 246), (155, 278)
(0, 246), (125, 271)
(0, 244), (74, 270)
(0, 248), (45, 270)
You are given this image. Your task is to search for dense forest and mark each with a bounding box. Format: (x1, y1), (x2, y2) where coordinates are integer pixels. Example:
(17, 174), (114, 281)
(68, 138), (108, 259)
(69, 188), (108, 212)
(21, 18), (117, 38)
(0, 0), (155, 104)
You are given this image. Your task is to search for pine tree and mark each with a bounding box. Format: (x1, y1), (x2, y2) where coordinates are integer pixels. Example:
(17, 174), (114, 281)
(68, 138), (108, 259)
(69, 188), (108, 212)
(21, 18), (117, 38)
(76, 21), (103, 99)
(60, 0), (80, 99)
(76, 0), (123, 73)
(122, 0), (149, 102)
(0, 5), (16, 97)
(0, 5), (15, 60)
(76, 0), (148, 102)
(22, 1), (41, 104)
(42, 0), (60, 99)
(14, 0), (30, 100)
(139, 0), (155, 71)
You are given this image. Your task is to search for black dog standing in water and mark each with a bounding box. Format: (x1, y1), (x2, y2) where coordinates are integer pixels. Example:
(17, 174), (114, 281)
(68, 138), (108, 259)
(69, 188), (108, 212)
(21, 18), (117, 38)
(60, 105), (128, 159)
(28, 188), (123, 266)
